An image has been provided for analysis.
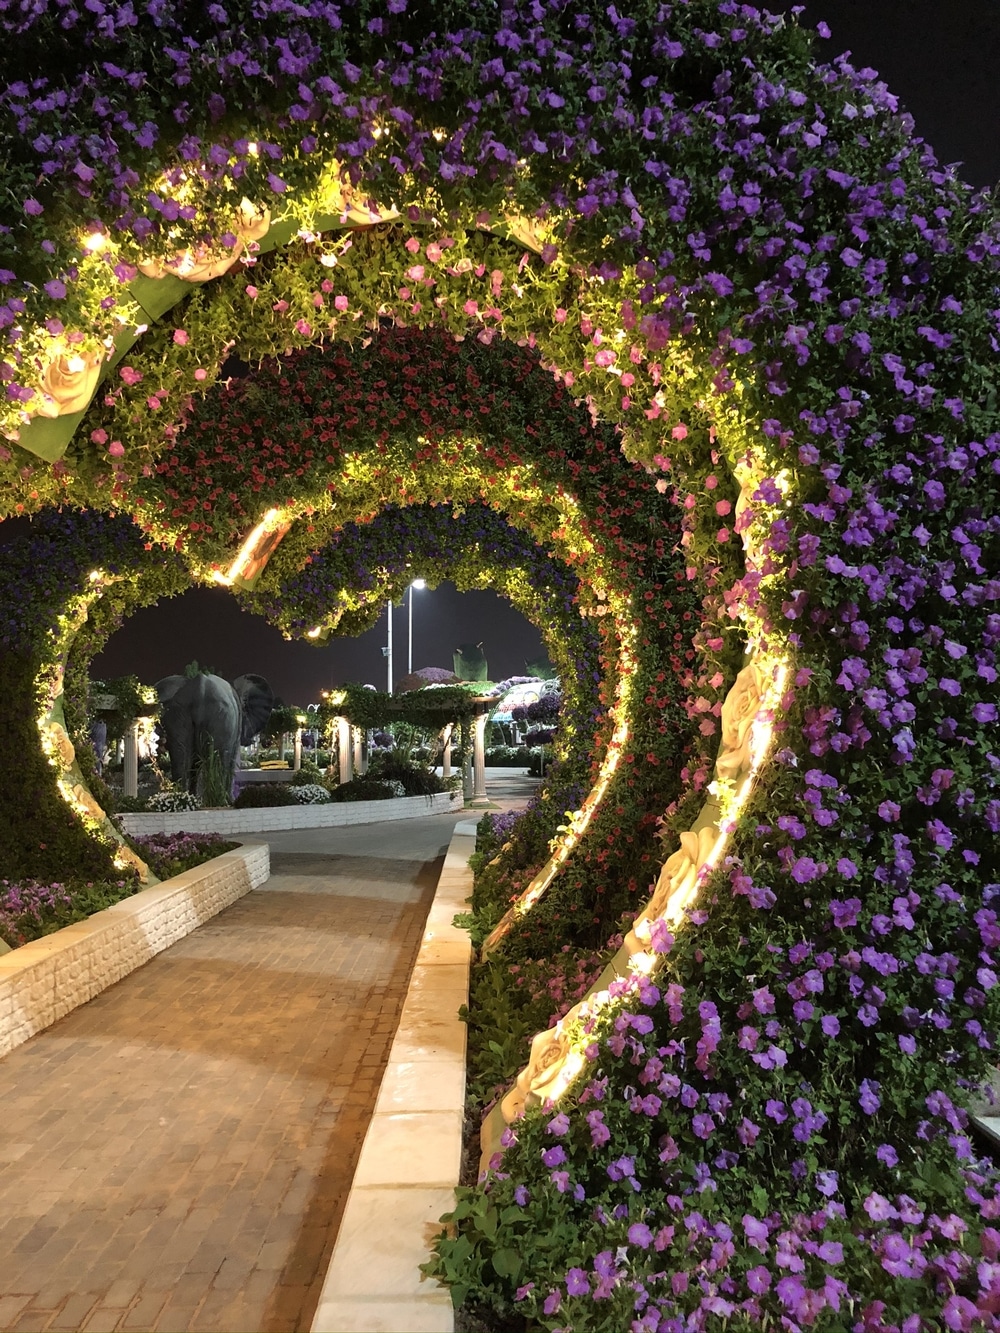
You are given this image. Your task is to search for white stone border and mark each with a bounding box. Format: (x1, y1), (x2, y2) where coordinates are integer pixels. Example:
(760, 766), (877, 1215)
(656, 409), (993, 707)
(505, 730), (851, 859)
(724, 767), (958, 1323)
(0, 844), (269, 1061)
(310, 819), (477, 1333)
(119, 789), (461, 837)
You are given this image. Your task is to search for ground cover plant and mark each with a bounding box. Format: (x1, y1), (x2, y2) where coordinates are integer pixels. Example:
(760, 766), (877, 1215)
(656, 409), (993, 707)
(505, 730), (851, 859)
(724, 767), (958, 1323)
(2, 0), (1000, 1326)
(123, 832), (239, 880)
(0, 833), (237, 948)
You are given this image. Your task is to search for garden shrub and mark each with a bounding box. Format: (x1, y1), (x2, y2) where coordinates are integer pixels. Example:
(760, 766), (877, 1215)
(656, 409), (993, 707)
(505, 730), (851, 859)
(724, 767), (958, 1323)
(483, 746), (535, 768)
(232, 783), (296, 809)
(327, 777), (397, 803)
(289, 762), (325, 786)
(366, 752), (448, 797)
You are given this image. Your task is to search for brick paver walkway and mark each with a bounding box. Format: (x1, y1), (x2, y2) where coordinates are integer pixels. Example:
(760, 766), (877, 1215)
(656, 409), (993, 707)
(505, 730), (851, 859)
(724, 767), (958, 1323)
(0, 809), (478, 1333)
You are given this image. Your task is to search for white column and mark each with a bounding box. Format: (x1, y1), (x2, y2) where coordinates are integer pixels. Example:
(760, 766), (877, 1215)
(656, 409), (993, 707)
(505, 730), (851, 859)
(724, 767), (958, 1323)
(461, 722), (473, 802)
(123, 720), (139, 799)
(353, 727), (363, 774)
(472, 711), (488, 802)
(337, 716), (353, 784)
(293, 727), (302, 770)
(440, 723), (452, 779)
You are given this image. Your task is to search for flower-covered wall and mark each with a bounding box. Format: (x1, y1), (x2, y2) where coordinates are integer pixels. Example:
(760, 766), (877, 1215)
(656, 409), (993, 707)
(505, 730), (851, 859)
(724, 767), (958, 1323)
(3, 0), (1000, 1323)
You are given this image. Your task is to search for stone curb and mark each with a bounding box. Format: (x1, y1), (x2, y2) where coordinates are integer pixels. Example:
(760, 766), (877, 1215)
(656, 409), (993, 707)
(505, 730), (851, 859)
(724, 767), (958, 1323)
(0, 844), (270, 1062)
(310, 819), (478, 1333)
(119, 789), (461, 837)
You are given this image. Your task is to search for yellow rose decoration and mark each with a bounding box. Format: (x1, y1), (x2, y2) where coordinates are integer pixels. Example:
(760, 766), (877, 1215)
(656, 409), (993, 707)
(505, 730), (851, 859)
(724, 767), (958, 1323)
(715, 661), (764, 781)
(625, 822), (719, 955)
(34, 345), (104, 418)
(501, 1014), (582, 1121)
(138, 199), (270, 283)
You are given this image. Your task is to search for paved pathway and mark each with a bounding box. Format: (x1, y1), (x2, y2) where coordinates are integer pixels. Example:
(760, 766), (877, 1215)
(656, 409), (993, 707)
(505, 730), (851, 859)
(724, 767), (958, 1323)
(0, 773), (536, 1333)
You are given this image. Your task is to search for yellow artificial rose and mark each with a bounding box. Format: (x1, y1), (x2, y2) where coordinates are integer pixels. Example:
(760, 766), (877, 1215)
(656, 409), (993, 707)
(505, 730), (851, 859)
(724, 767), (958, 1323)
(625, 822), (719, 954)
(34, 346), (104, 418)
(501, 1015), (580, 1120)
(138, 200), (271, 283)
(715, 661), (763, 781)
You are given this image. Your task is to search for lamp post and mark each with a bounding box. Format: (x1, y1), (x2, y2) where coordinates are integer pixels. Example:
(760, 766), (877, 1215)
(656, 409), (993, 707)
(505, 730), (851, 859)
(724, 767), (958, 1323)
(407, 578), (426, 675)
(385, 598), (393, 692)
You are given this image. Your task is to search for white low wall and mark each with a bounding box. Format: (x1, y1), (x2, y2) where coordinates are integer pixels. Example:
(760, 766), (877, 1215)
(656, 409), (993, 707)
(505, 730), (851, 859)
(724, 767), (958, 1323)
(119, 789), (462, 837)
(0, 844), (269, 1061)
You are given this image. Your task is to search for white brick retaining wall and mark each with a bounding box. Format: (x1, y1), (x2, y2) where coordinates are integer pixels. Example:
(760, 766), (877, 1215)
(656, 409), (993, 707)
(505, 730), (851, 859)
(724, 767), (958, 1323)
(119, 789), (461, 837)
(0, 844), (269, 1061)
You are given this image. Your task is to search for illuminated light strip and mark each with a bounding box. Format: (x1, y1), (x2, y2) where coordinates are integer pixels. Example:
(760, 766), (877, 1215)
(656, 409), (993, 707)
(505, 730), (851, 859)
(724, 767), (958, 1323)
(623, 655), (789, 973)
(211, 508), (292, 588)
(479, 616), (636, 958)
(480, 650), (791, 1170)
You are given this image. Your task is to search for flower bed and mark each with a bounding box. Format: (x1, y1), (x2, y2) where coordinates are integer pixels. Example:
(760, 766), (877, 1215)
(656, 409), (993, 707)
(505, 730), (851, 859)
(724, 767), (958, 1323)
(0, 834), (235, 950)
(0, 844), (268, 1061)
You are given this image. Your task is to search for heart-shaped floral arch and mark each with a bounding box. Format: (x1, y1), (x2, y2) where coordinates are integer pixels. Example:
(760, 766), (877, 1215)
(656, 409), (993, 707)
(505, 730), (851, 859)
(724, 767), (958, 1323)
(4, 0), (1000, 1321)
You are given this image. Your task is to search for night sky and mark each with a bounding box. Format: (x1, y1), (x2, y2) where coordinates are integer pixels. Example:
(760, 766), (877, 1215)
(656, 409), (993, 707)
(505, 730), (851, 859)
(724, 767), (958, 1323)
(6, 1), (1000, 706)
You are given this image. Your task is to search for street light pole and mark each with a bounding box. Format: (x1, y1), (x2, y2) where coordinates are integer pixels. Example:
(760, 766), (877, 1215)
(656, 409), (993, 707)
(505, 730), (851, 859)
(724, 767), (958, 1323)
(407, 578), (426, 675)
(386, 599), (393, 692)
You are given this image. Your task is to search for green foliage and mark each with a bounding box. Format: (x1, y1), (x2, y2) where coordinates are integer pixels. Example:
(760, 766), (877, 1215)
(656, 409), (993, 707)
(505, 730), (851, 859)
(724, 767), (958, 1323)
(232, 782), (296, 808)
(199, 742), (231, 808)
(327, 777), (397, 802)
(289, 762), (325, 786)
(366, 752), (447, 796)
(331, 682), (483, 732)
(90, 674), (155, 739)
(262, 704), (304, 740)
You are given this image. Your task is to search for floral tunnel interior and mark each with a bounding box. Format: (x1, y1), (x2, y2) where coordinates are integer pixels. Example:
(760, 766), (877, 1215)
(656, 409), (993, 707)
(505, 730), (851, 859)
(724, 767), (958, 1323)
(4, 0), (1000, 1321)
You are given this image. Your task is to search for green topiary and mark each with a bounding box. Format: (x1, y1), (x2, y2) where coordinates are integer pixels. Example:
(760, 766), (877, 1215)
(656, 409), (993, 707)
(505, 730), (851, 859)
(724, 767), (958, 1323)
(232, 783), (296, 808)
(327, 778), (397, 803)
(366, 753), (447, 796)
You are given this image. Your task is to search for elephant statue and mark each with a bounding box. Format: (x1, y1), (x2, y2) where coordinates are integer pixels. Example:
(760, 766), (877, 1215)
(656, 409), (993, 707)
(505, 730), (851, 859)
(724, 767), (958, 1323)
(155, 672), (274, 797)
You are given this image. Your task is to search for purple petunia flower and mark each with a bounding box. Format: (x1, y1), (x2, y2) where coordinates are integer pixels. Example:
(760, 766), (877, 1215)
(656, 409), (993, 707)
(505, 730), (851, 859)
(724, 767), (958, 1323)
(565, 1267), (589, 1296)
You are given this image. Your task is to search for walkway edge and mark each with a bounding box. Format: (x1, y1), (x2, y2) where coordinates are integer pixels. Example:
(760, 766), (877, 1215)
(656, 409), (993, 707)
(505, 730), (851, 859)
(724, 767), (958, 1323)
(310, 819), (479, 1333)
(0, 843), (270, 1061)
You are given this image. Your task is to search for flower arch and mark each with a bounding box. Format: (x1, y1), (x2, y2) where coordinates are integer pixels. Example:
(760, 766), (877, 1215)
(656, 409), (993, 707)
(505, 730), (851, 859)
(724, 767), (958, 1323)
(129, 326), (706, 950)
(3, 0), (1000, 1321)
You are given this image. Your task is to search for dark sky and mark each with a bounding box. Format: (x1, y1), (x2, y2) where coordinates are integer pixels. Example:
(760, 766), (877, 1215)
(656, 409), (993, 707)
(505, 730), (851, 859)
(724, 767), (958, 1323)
(6, 0), (1000, 705)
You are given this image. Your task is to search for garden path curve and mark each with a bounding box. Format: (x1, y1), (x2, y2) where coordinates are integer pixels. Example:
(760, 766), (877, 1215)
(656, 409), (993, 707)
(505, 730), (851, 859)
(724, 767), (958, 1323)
(0, 777), (534, 1333)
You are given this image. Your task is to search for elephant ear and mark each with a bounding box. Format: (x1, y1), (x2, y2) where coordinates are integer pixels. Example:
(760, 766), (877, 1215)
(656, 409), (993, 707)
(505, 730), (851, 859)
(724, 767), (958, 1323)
(232, 673), (274, 744)
(155, 675), (187, 707)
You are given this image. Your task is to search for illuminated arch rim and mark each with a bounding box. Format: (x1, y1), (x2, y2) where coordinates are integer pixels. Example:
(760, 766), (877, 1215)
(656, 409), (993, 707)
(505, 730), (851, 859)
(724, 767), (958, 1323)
(4, 0), (1000, 1311)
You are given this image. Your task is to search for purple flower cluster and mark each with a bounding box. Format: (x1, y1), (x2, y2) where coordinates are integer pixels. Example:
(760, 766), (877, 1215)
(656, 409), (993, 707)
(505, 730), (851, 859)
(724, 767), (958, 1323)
(0, 878), (72, 946)
(129, 832), (235, 879)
